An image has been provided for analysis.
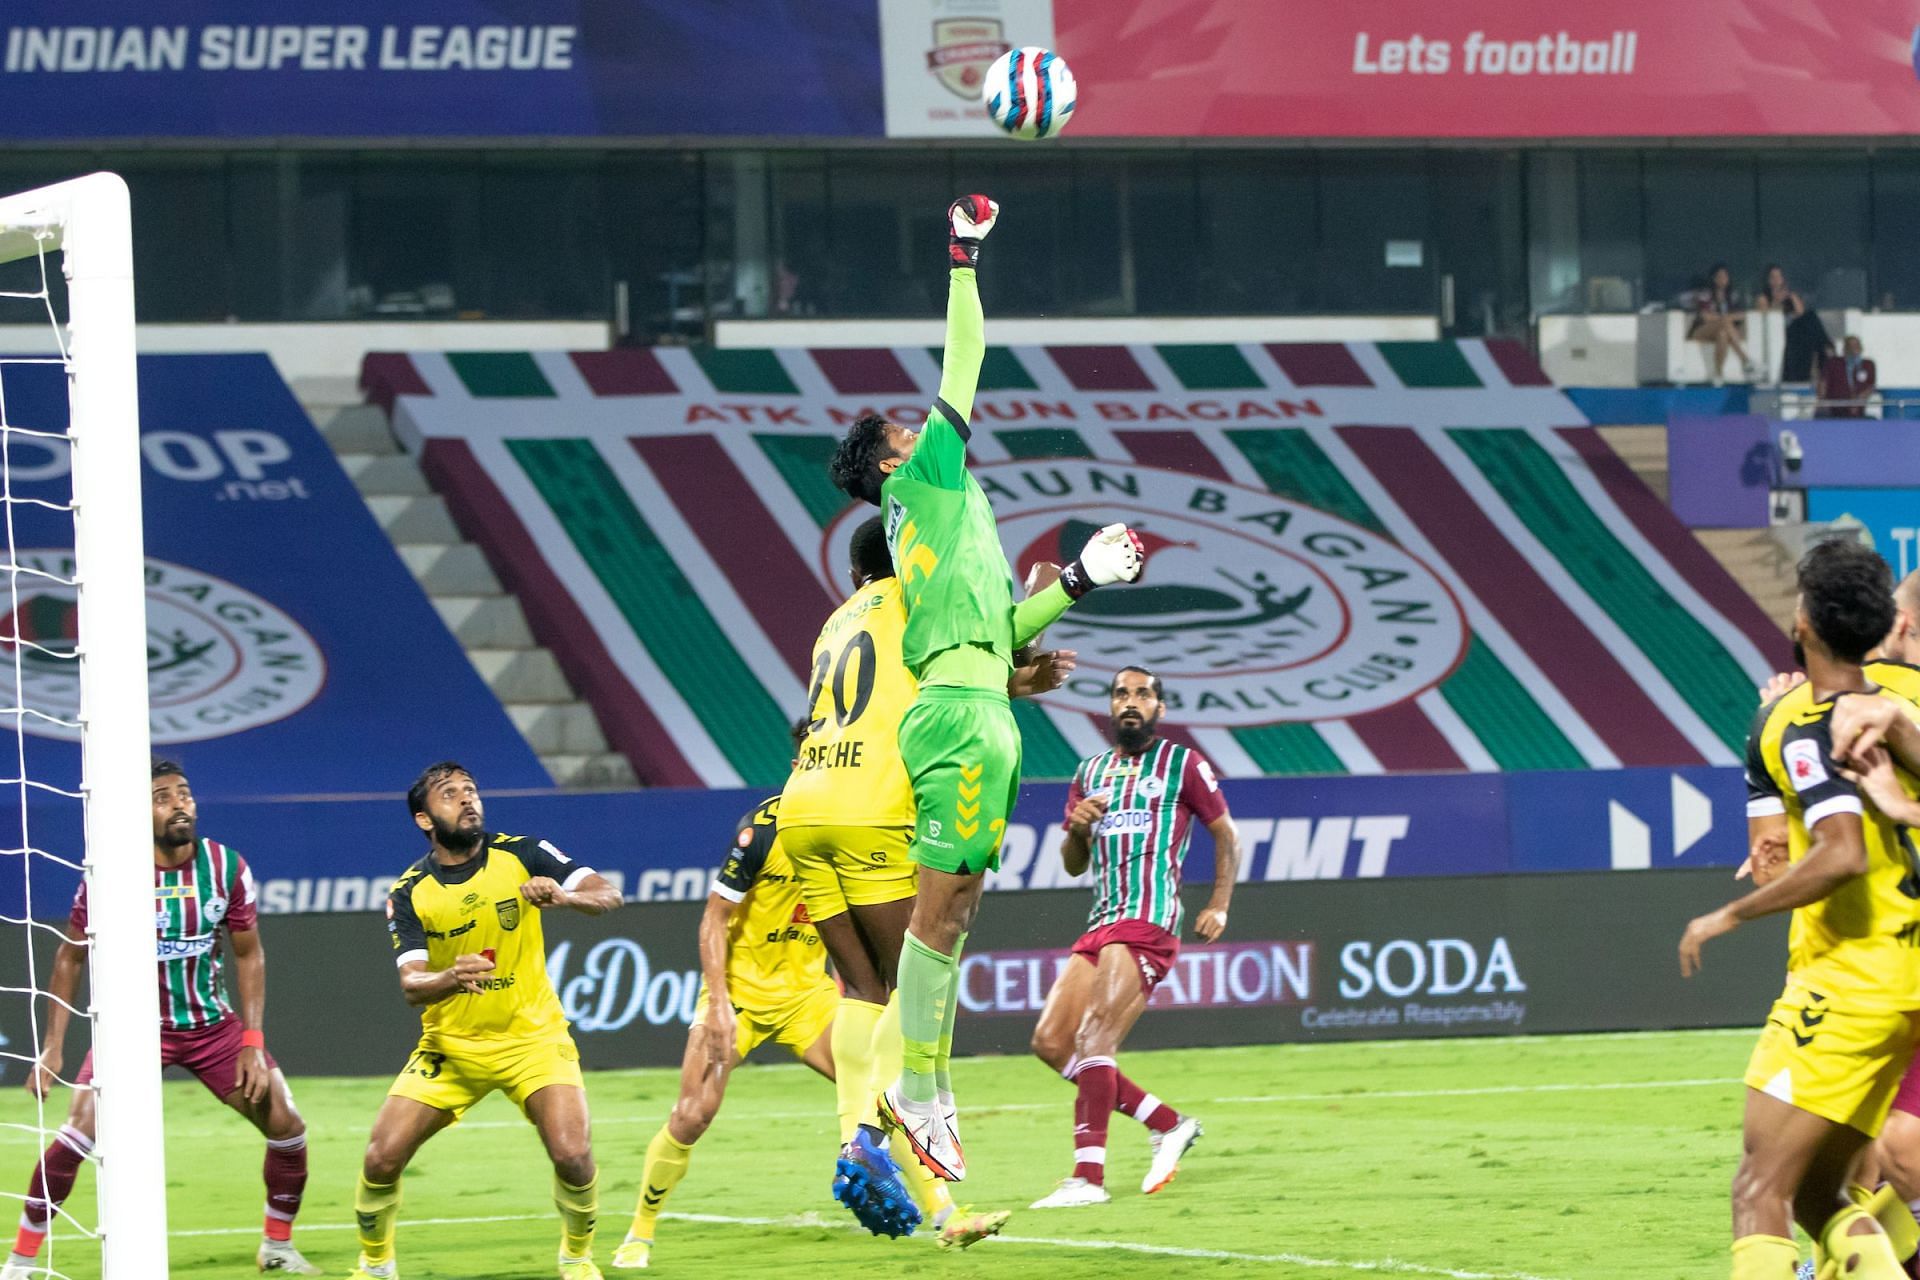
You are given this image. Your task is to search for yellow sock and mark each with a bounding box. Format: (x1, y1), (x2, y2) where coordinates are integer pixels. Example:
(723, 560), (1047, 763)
(1820, 1205), (1906, 1279)
(873, 994), (904, 1085)
(631, 1126), (692, 1241)
(892, 1128), (953, 1223)
(554, 1172), (598, 1261)
(353, 1175), (402, 1267)
(1853, 1184), (1920, 1263)
(833, 998), (886, 1143)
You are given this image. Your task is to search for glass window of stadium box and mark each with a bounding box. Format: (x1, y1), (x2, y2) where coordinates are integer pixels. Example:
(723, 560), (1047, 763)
(4, 145), (1920, 331)
(1873, 152), (1920, 313)
(1641, 151), (1761, 307)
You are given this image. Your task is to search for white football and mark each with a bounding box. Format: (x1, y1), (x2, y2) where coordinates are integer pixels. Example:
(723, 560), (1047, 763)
(983, 47), (1077, 140)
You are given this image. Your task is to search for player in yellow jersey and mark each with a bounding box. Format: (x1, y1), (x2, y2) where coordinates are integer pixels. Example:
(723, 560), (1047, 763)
(783, 517), (1064, 1238)
(1680, 540), (1920, 1279)
(350, 762), (622, 1280)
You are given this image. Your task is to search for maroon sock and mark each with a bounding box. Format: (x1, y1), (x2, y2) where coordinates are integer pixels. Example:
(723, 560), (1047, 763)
(1113, 1071), (1180, 1134)
(20, 1124), (90, 1244)
(1071, 1058), (1117, 1185)
(262, 1133), (307, 1238)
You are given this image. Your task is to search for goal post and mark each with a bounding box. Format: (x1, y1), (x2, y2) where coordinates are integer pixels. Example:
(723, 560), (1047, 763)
(0, 173), (167, 1278)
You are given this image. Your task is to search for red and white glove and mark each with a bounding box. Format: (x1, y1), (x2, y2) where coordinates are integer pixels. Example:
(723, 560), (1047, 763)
(1059, 523), (1146, 600)
(948, 194), (999, 268)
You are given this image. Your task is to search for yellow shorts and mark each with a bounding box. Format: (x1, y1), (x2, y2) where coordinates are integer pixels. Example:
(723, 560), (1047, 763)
(1743, 985), (1920, 1136)
(779, 825), (916, 922)
(387, 1032), (584, 1122)
(695, 980), (839, 1062)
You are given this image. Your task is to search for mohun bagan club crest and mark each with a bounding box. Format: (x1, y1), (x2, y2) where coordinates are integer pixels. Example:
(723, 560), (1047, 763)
(0, 550), (326, 744)
(824, 462), (1467, 727)
(927, 17), (1010, 100)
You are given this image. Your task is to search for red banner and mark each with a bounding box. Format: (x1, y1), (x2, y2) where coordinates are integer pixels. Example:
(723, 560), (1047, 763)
(1055, 0), (1920, 137)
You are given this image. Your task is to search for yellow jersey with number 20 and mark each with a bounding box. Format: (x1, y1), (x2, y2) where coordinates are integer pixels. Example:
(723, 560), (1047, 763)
(781, 576), (916, 830)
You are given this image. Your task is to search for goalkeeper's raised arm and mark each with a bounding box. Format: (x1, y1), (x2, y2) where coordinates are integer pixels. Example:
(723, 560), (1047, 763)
(826, 195), (997, 505)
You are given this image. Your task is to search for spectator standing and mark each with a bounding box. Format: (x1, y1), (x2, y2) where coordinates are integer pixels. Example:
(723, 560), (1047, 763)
(1817, 336), (1877, 418)
(1690, 263), (1759, 386)
(1755, 264), (1833, 385)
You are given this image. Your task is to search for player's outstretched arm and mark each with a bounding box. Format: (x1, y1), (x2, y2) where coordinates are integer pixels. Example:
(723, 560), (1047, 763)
(1014, 522), (1149, 646)
(226, 925), (272, 1103)
(26, 933), (84, 1098)
(695, 891), (738, 1077)
(935, 195), (995, 432)
(398, 954), (496, 1006)
(521, 872), (621, 915)
(1832, 693), (1920, 772)
(1194, 814), (1239, 942)
(1679, 811), (1869, 975)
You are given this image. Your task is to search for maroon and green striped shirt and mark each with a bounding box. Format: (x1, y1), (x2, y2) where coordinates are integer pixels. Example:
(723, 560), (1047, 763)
(1063, 739), (1228, 935)
(69, 837), (258, 1032)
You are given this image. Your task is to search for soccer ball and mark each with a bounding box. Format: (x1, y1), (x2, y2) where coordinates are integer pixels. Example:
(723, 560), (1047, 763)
(983, 47), (1077, 140)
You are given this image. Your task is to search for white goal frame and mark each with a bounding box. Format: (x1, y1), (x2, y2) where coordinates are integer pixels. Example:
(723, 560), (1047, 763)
(0, 173), (166, 1278)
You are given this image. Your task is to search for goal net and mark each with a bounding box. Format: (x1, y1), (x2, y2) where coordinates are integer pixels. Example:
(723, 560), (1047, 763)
(0, 174), (167, 1279)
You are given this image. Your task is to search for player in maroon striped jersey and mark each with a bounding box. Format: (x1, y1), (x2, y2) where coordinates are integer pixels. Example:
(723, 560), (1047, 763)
(1, 761), (319, 1277)
(1028, 666), (1239, 1208)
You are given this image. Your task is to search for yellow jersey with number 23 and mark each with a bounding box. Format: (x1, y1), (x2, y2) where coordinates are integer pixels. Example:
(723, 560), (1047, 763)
(781, 576), (915, 830)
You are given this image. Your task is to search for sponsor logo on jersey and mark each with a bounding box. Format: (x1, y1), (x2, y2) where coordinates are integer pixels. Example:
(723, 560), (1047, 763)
(0, 550), (325, 745)
(156, 934), (216, 960)
(824, 463), (1466, 726)
(1784, 737), (1828, 790)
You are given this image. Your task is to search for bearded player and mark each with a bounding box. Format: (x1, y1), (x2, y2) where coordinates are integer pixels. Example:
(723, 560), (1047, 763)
(826, 194), (1145, 1186)
(0, 761), (319, 1279)
(1680, 540), (1920, 1278)
(350, 762), (621, 1280)
(1029, 667), (1238, 1208)
(784, 516), (1064, 1237)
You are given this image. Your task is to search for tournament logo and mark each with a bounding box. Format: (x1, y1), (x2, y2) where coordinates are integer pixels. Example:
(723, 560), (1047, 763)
(926, 16), (1009, 100)
(824, 462), (1466, 727)
(0, 551), (325, 744)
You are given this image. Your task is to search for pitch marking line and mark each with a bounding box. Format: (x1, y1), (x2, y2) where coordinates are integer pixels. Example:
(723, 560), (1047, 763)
(15, 1076), (1746, 1144)
(453, 1075), (1745, 1129)
(171, 1208), (1567, 1279)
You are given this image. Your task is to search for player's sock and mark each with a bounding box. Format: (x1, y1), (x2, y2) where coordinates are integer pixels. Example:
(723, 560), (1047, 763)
(554, 1172), (598, 1261)
(262, 1132), (307, 1242)
(833, 997), (886, 1143)
(1819, 1205), (1906, 1278)
(1854, 1184), (1920, 1262)
(1070, 1056), (1118, 1186)
(631, 1126), (691, 1241)
(353, 1174), (401, 1267)
(872, 1001), (957, 1227)
(15, 1124), (90, 1258)
(896, 931), (953, 1107)
(1113, 1073), (1181, 1133)
(933, 931), (968, 1103)
(896, 1137), (956, 1225)
(1731, 1234), (1799, 1279)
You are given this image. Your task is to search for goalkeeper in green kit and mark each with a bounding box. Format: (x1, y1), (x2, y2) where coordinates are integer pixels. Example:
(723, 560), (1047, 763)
(827, 195), (1146, 1211)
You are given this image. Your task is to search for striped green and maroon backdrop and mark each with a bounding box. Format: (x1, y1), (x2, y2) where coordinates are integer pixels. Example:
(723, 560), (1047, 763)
(365, 340), (1788, 789)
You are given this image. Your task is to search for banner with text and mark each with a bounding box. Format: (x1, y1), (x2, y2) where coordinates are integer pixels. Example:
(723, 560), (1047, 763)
(0, 1), (879, 139)
(889, 0), (1920, 139)
(0, 352), (546, 918)
(374, 341), (1785, 790)
(1, 764), (1749, 923)
(0, 870), (1785, 1076)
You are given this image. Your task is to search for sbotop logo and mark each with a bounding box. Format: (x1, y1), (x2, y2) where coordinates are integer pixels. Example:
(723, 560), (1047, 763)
(0, 551), (325, 743)
(820, 461), (1466, 727)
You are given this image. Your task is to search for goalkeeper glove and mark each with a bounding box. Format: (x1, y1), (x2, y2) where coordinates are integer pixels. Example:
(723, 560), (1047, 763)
(948, 194), (999, 269)
(1059, 523), (1146, 600)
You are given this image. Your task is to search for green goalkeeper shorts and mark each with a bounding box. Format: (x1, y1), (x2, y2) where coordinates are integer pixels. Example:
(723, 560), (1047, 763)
(897, 686), (1022, 876)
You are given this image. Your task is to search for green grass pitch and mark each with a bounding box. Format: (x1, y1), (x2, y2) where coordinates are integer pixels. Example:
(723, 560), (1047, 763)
(0, 1030), (1762, 1279)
